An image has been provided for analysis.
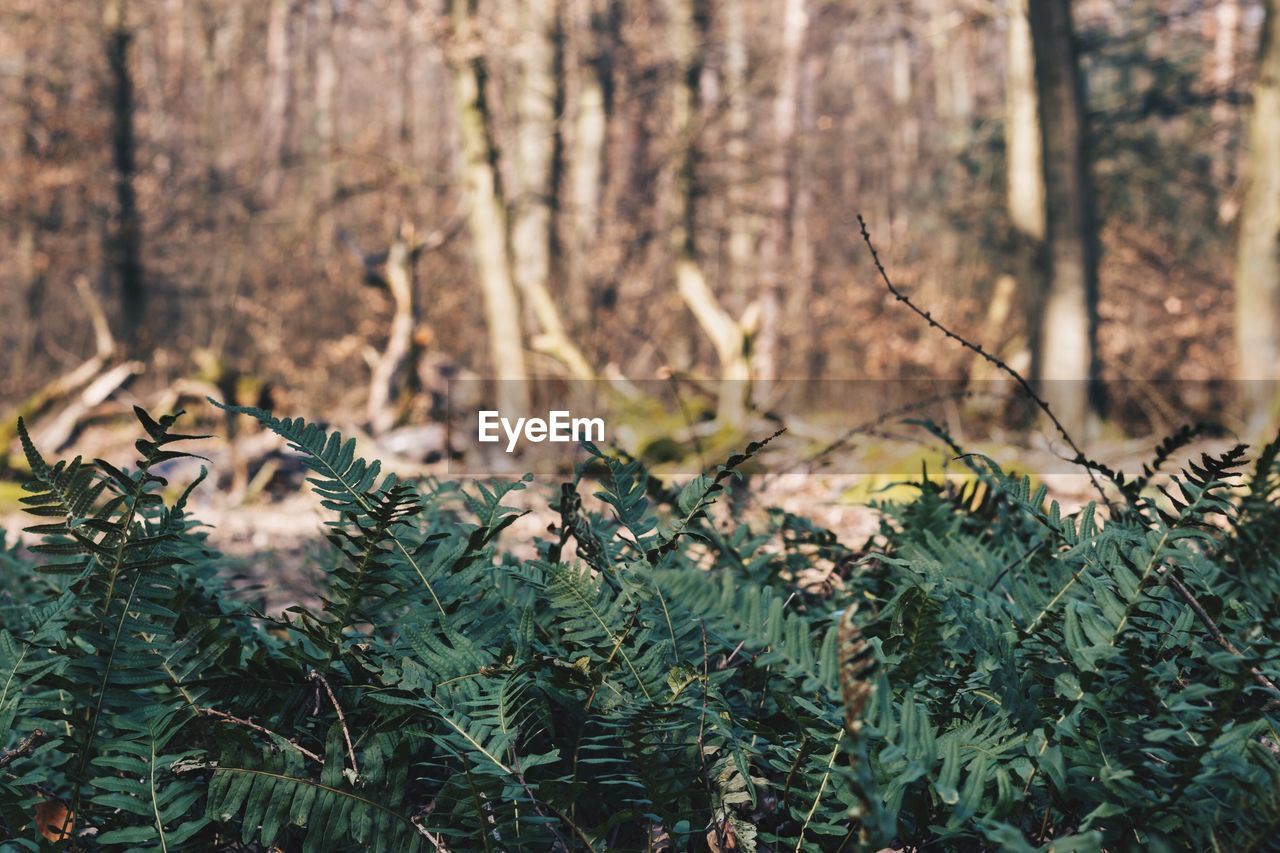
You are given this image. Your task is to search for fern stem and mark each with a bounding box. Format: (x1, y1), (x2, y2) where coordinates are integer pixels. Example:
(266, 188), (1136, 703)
(792, 727), (844, 852)
(147, 726), (169, 853)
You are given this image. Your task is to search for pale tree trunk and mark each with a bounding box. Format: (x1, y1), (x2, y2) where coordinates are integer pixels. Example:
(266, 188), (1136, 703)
(722, 0), (753, 300)
(312, 0), (339, 205)
(1234, 0), (1280, 428)
(367, 227), (418, 434)
(450, 0), (529, 413)
(1006, 0), (1045, 242)
(198, 2), (241, 179)
(890, 24), (917, 241)
(755, 0), (808, 382)
(1028, 0), (1100, 438)
(927, 0), (973, 125)
(565, 0), (606, 328)
(314, 0), (337, 159)
(393, 0), (425, 155)
(979, 0), (1046, 396)
(1208, 0), (1242, 195)
(104, 0), (144, 347)
(787, 55), (819, 377)
(262, 0), (294, 200)
(503, 0), (594, 380)
(669, 0), (751, 424)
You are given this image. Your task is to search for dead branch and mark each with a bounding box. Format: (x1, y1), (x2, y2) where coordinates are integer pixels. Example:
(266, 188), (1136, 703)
(857, 214), (1113, 508)
(34, 360), (144, 453)
(1159, 567), (1280, 706)
(200, 708), (323, 765)
(0, 729), (48, 770)
(308, 669), (358, 780)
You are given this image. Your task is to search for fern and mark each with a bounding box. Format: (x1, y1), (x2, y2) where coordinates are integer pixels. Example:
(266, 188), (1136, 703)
(1, 409), (1277, 850)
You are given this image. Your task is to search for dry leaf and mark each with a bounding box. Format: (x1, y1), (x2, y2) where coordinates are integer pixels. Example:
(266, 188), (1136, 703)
(34, 800), (73, 842)
(706, 817), (738, 852)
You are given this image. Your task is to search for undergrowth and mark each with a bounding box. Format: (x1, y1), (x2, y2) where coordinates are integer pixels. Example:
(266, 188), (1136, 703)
(1, 402), (1278, 851)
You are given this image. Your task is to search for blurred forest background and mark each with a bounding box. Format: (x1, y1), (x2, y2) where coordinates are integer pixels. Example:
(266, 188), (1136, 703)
(3, 0), (1280, 465)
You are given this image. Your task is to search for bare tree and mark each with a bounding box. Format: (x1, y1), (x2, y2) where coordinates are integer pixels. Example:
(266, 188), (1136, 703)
(449, 0), (529, 412)
(503, 0), (594, 380)
(669, 0), (754, 424)
(262, 0), (294, 200)
(756, 0), (808, 383)
(104, 0), (144, 346)
(1006, 0), (1045, 243)
(1028, 0), (1101, 435)
(1234, 0), (1280, 428)
(564, 0), (607, 328)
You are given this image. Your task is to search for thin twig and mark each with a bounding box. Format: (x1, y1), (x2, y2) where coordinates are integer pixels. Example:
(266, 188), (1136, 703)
(856, 214), (1112, 508)
(1159, 567), (1280, 705)
(0, 729), (48, 770)
(410, 816), (452, 852)
(506, 742), (576, 851)
(308, 669), (359, 779)
(200, 709), (323, 765)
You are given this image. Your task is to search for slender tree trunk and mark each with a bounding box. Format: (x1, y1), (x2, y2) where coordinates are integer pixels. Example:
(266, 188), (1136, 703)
(670, 0), (750, 423)
(314, 0), (337, 158)
(262, 0), (294, 200)
(503, 0), (594, 380)
(368, 227), (418, 434)
(722, 0), (753, 300)
(565, 0), (606, 328)
(450, 0), (529, 413)
(312, 0), (338, 202)
(756, 0), (807, 382)
(985, 0), (1046, 399)
(787, 55), (818, 378)
(104, 0), (143, 347)
(1209, 0), (1242, 190)
(890, 24), (917, 241)
(1006, 0), (1045, 243)
(1028, 0), (1100, 436)
(1235, 0), (1280, 427)
(198, 2), (240, 182)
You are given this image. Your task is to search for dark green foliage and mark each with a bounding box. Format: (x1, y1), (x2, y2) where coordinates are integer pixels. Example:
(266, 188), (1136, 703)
(1, 407), (1277, 851)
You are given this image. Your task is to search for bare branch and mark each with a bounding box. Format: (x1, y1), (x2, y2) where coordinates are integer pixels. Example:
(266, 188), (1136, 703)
(200, 708), (323, 765)
(0, 729), (48, 770)
(857, 214), (1112, 508)
(308, 669), (359, 780)
(1159, 567), (1280, 706)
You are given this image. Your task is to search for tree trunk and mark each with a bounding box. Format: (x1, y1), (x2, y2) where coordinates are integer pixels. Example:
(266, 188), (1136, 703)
(314, 0), (337, 158)
(756, 0), (807, 382)
(1208, 0), (1241, 190)
(449, 0), (529, 413)
(312, 0), (338, 204)
(104, 0), (144, 347)
(983, 0), (1045, 398)
(503, 0), (594, 380)
(1028, 0), (1100, 437)
(262, 0), (294, 200)
(670, 0), (750, 424)
(565, 0), (606, 328)
(367, 227), (418, 434)
(722, 0), (753, 303)
(1234, 0), (1280, 428)
(1006, 0), (1045, 243)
